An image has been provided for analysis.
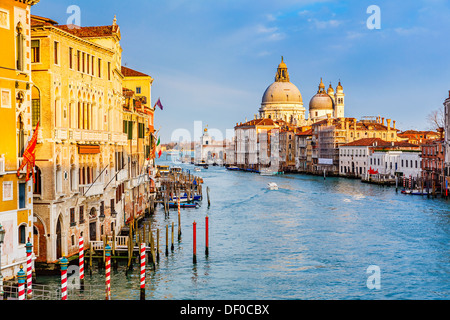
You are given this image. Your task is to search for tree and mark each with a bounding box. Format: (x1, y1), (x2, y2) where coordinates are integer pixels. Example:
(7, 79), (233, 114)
(427, 108), (445, 131)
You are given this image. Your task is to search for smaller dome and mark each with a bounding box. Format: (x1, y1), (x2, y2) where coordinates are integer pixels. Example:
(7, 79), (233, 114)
(327, 83), (334, 95)
(336, 81), (343, 92)
(278, 56), (287, 69)
(309, 93), (334, 110)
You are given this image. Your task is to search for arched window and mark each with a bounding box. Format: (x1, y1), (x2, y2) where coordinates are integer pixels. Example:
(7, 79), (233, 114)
(32, 86), (41, 127)
(34, 166), (42, 195)
(18, 224), (26, 245)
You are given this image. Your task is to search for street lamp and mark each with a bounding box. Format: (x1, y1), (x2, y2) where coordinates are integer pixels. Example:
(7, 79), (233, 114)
(0, 223), (5, 299)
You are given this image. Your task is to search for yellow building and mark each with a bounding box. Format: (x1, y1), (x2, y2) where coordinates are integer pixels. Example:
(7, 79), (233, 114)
(31, 14), (128, 264)
(0, 0), (39, 281)
(122, 84), (153, 223)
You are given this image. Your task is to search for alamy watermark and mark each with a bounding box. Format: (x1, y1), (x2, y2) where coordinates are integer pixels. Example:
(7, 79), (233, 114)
(367, 5), (381, 30)
(66, 5), (81, 28)
(366, 265), (381, 290)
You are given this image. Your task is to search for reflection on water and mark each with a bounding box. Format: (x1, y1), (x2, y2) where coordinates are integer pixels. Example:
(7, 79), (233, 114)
(37, 160), (450, 300)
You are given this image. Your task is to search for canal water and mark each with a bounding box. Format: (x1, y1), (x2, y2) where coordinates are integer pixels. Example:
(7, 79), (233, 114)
(37, 156), (450, 300)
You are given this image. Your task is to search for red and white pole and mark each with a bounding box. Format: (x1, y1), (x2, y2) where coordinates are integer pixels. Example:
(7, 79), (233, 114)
(140, 243), (146, 300)
(60, 257), (69, 300)
(105, 244), (111, 300)
(79, 237), (84, 290)
(25, 239), (33, 298)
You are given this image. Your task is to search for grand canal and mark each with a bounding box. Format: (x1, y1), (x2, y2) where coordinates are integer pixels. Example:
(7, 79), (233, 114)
(37, 156), (450, 300)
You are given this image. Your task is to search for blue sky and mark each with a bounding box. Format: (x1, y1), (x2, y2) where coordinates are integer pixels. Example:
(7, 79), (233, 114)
(32, 0), (450, 143)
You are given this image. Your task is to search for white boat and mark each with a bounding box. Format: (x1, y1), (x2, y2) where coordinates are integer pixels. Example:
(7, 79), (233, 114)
(194, 167), (201, 172)
(267, 182), (278, 190)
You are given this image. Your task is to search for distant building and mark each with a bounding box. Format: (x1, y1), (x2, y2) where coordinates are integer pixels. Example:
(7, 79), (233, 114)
(195, 127), (226, 165)
(397, 130), (440, 145)
(368, 143), (421, 179)
(421, 139), (445, 194)
(312, 117), (401, 175)
(295, 128), (313, 173)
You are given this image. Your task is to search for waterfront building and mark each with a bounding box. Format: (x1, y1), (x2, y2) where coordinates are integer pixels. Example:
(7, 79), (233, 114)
(339, 138), (420, 179)
(30, 15), (128, 265)
(195, 126), (226, 165)
(0, 0), (40, 281)
(368, 143), (421, 182)
(234, 118), (281, 171)
(279, 124), (298, 172)
(295, 128), (313, 173)
(421, 139), (445, 194)
(312, 116), (401, 175)
(122, 84), (154, 224)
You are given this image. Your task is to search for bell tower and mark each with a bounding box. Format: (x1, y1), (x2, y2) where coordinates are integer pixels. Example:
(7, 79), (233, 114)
(275, 56), (290, 82)
(334, 80), (345, 118)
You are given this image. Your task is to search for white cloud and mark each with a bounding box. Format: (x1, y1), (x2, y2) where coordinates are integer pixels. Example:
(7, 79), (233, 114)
(308, 18), (343, 29)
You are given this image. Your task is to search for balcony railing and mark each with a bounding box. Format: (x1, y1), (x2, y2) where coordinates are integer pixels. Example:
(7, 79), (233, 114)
(67, 129), (127, 145)
(79, 183), (104, 197)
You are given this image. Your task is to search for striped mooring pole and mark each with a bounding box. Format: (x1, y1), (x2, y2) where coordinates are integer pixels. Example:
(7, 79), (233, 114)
(25, 239), (33, 298)
(205, 215), (209, 257)
(17, 265), (26, 300)
(140, 243), (146, 300)
(105, 243), (111, 300)
(60, 256), (69, 300)
(79, 236), (85, 290)
(193, 221), (197, 264)
(178, 197), (181, 240)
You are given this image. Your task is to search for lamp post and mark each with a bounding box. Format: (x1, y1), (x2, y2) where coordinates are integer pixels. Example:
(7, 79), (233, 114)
(0, 223), (5, 299)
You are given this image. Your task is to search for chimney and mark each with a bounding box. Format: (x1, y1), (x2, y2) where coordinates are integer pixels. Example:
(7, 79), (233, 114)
(393, 120), (396, 130)
(381, 117), (385, 126)
(254, 114), (257, 120)
(386, 119), (391, 129)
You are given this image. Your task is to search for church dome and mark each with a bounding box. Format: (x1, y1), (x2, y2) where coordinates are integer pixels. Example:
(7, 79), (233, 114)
(261, 81), (303, 105)
(309, 93), (334, 110)
(309, 78), (334, 110)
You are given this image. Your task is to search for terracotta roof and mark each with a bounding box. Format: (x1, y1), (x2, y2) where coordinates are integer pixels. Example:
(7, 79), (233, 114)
(56, 24), (119, 38)
(121, 66), (150, 77)
(31, 15), (58, 27)
(296, 129), (313, 136)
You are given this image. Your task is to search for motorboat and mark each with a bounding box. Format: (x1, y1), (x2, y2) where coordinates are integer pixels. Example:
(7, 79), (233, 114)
(267, 182), (278, 190)
(168, 202), (200, 209)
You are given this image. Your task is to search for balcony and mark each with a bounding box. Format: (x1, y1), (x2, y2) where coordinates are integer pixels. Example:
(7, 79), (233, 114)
(68, 129), (127, 145)
(54, 128), (68, 141)
(79, 182), (104, 197)
(116, 169), (128, 182)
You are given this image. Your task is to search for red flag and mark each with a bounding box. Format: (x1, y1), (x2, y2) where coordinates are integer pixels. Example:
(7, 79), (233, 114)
(17, 122), (39, 183)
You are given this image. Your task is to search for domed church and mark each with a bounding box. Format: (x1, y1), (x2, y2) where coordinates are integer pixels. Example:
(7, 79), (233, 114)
(259, 57), (306, 125)
(259, 57), (345, 125)
(308, 78), (345, 121)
